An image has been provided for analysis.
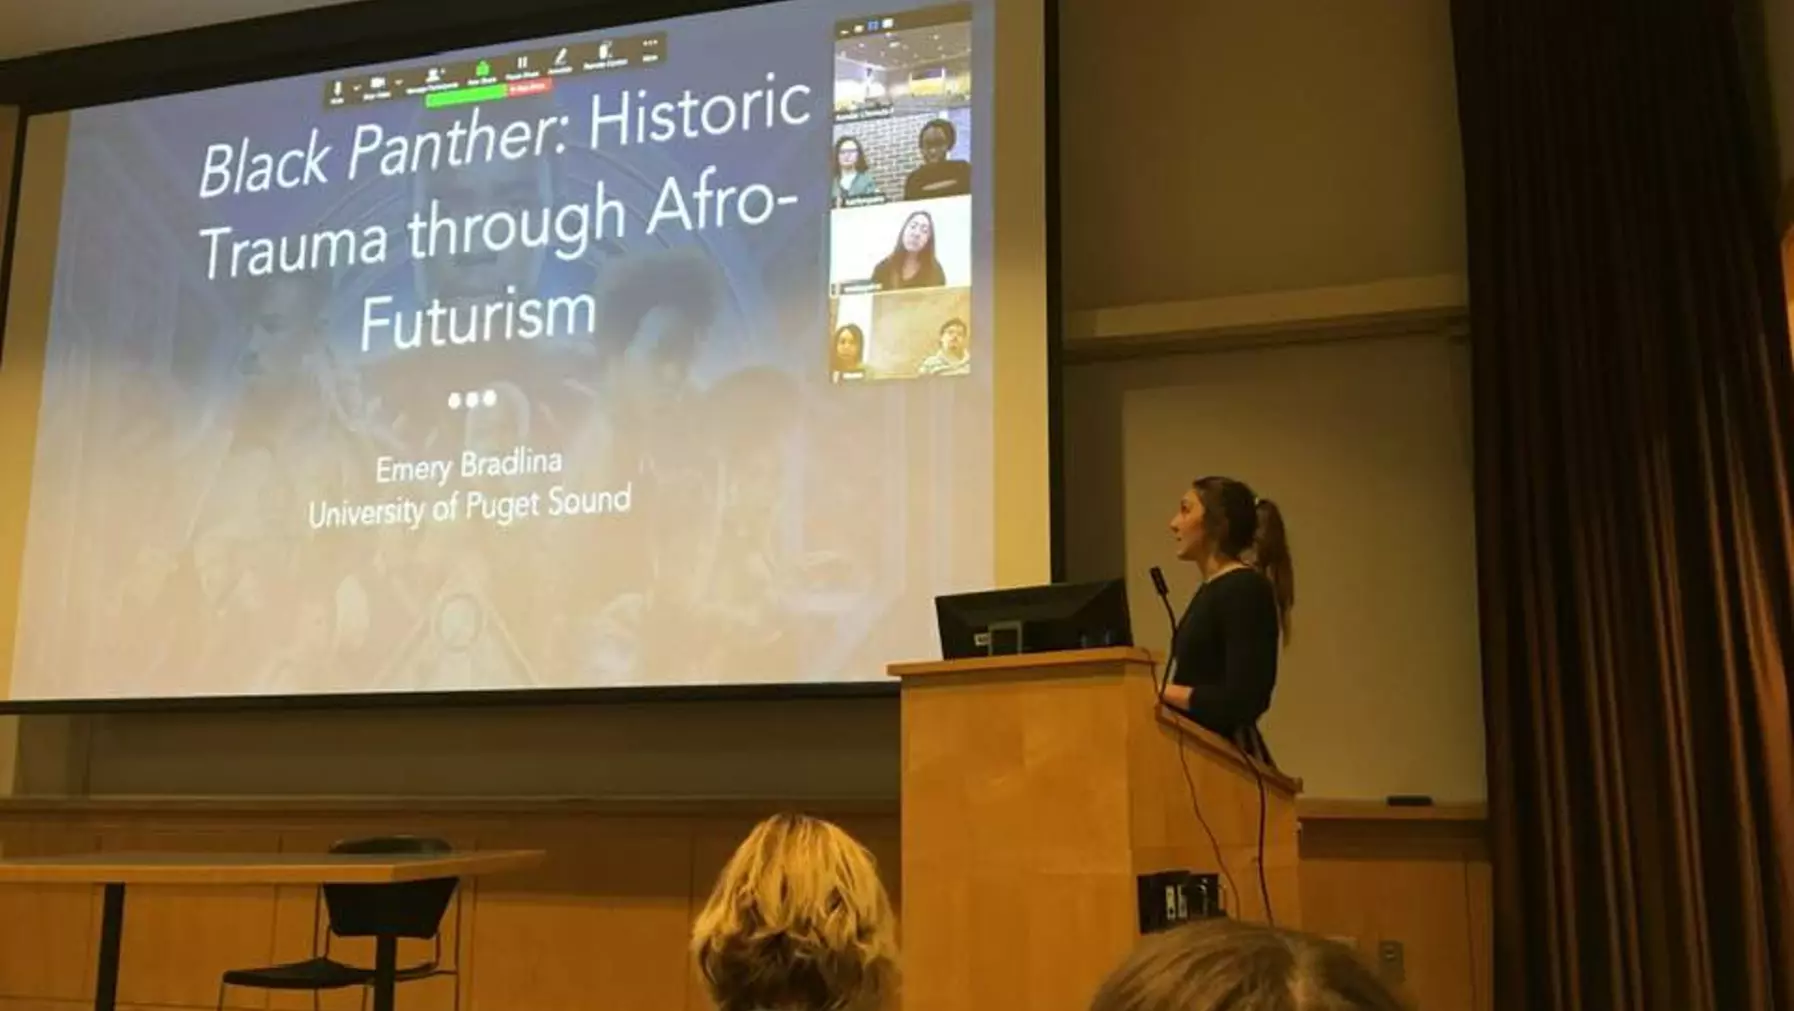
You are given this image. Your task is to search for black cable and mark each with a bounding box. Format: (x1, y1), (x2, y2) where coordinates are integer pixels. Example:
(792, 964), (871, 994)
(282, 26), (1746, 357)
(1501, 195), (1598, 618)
(1242, 744), (1273, 926)
(1177, 735), (1239, 917)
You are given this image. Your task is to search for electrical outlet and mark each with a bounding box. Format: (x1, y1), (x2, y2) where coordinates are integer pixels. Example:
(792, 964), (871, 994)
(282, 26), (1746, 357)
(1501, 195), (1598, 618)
(1377, 940), (1405, 982)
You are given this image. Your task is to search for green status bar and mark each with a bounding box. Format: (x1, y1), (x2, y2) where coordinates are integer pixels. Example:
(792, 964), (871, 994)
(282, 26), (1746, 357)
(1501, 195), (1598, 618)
(426, 84), (510, 109)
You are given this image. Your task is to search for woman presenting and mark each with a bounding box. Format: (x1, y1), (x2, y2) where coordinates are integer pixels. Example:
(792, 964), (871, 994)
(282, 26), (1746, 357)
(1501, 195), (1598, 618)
(1161, 475), (1294, 762)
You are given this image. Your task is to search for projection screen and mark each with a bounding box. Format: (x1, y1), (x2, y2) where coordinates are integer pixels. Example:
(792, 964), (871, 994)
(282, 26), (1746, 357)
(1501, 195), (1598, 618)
(0, 0), (1052, 707)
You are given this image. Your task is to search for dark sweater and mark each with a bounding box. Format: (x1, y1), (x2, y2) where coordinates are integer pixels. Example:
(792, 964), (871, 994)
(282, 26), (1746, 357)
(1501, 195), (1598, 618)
(871, 254), (947, 291)
(1169, 568), (1280, 736)
(903, 159), (972, 199)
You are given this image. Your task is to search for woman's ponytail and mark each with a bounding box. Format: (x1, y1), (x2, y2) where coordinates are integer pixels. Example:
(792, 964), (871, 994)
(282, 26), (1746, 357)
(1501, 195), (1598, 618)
(1253, 499), (1294, 642)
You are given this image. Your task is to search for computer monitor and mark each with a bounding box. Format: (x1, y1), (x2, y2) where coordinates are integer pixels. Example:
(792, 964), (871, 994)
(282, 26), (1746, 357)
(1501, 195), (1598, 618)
(935, 580), (1133, 659)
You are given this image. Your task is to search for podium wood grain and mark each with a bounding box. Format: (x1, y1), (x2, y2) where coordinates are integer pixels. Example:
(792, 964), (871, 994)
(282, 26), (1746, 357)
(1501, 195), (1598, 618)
(891, 648), (1300, 1011)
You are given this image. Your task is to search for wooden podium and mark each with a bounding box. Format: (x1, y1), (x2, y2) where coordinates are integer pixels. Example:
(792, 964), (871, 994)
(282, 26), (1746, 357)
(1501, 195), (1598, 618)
(888, 647), (1301, 1011)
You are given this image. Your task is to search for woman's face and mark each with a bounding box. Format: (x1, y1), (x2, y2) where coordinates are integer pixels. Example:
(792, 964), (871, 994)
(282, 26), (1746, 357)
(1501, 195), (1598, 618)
(837, 141), (862, 169)
(835, 327), (862, 363)
(919, 125), (951, 163)
(901, 214), (933, 253)
(1169, 488), (1209, 562)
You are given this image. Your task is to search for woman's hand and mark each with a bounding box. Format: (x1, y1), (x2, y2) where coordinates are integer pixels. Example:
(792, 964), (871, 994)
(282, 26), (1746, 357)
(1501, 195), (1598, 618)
(1160, 683), (1192, 710)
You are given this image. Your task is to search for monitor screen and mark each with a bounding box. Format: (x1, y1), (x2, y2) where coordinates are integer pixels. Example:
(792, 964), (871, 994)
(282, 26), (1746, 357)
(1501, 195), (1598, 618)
(0, 0), (1053, 706)
(936, 579), (1131, 659)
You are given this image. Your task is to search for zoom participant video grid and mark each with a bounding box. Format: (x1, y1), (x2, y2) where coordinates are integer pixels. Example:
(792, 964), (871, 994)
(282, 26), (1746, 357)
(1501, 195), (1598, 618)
(825, 3), (973, 385)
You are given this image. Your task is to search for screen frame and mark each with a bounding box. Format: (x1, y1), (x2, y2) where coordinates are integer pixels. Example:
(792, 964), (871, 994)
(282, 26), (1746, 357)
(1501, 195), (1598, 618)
(0, 0), (1064, 714)
(0, 115), (24, 371)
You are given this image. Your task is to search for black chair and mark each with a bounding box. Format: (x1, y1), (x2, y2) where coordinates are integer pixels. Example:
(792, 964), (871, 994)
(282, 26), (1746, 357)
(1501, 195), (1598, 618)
(217, 836), (461, 1011)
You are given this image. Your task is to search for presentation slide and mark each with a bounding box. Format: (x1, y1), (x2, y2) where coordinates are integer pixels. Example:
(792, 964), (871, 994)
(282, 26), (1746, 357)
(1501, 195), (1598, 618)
(0, 0), (1050, 705)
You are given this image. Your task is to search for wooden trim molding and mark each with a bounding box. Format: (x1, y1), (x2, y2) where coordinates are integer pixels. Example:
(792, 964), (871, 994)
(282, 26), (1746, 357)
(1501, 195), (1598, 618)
(1297, 798), (1487, 823)
(0, 849), (544, 885)
(0, 794), (901, 818)
(1156, 708), (1304, 796)
(887, 645), (1154, 679)
(1063, 274), (1470, 364)
(0, 792), (1493, 824)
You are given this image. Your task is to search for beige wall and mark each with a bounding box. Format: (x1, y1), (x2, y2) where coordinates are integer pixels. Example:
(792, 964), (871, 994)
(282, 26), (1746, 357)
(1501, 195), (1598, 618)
(1056, 0), (1479, 799)
(1059, 0), (1466, 309)
(1063, 333), (1485, 801)
(0, 0), (1477, 801)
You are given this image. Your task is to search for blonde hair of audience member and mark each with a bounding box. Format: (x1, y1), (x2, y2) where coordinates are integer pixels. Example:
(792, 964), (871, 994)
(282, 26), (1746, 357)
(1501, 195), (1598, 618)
(1091, 920), (1409, 1011)
(692, 813), (898, 1011)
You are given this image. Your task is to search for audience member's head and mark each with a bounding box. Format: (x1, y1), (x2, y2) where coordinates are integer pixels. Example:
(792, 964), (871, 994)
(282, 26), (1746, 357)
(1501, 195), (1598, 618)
(1090, 921), (1408, 1011)
(692, 813), (897, 1011)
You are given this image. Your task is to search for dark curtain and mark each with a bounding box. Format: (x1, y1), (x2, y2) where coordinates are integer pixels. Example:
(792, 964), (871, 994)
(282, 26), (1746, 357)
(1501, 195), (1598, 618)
(1451, 1), (1794, 1009)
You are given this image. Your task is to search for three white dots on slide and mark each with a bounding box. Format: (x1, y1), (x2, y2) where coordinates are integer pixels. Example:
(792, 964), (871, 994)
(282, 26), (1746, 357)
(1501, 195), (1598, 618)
(447, 390), (501, 410)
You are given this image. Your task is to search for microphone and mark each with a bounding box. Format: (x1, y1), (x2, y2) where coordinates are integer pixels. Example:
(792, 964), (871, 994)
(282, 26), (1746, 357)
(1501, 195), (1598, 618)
(1149, 566), (1178, 703)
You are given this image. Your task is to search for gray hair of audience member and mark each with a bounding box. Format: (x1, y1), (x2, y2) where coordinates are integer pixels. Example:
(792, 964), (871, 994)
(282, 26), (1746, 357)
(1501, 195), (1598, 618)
(1090, 920), (1410, 1011)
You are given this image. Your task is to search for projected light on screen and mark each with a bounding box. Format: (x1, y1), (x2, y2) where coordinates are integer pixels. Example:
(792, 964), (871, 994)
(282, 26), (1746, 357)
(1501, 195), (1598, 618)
(0, 0), (1052, 706)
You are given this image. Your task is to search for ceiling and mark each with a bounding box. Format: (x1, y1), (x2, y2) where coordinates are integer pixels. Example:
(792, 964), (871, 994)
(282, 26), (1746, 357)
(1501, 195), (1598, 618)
(0, 0), (364, 61)
(836, 22), (970, 73)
